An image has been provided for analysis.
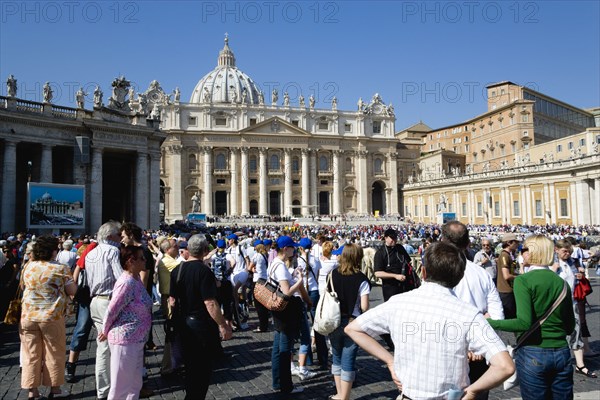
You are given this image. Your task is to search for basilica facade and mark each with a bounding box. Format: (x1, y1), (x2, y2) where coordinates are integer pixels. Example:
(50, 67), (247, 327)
(159, 38), (401, 221)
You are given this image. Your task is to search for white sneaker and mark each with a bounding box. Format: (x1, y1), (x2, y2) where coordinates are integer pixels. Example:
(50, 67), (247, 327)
(291, 365), (302, 377)
(299, 370), (317, 380)
(290, 386), (304, 394)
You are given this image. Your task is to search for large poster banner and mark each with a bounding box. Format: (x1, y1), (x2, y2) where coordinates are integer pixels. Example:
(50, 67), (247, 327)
(27, 183), (85, 229)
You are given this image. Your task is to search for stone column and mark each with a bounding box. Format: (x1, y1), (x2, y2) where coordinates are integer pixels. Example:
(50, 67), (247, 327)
(90, 147), (103, 232)
(1, 140), (17, 233)
(167, 145), (184, 221)
(230, 148), (238, 215)
(594, 179), (600, 225)
(576, 180), (591, 226)
(135, 151), (149, 228)
(149, 152), (161, 229)
(310, 149), (318, 213)
(543, 183), (551, 224)
(258, 147), (268, 215)
(203, 146), (213, 215)
(301, 149), (310, 216)
(388, 152), (399, 214)
(356, 150), (369, 214)
(240, 147), (249, 216)
(331, 150), (341, 215)
(569, 181), (578, 225)
(548, 183), (556, 224)
(283, 148), (292, 216)
(523, 185), (532, 225)
(40, 144), (53, 183)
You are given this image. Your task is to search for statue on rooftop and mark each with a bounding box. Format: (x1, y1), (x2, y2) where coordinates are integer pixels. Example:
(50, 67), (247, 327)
(6, 75), (17, 97)
(75, 87), (86, 109)
(93, 86), (103, 108)
(43, 82), (53, 103)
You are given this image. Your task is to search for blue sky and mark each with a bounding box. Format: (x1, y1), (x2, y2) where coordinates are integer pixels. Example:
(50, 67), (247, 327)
(1, 1), (598, 129)
(29, 184), (84, 203)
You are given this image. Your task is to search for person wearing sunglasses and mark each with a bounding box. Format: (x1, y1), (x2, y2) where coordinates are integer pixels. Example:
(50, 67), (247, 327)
(474, 239), (498, 286)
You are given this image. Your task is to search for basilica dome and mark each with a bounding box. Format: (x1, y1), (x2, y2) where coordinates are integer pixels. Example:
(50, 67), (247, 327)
(190, 37), (262, 105)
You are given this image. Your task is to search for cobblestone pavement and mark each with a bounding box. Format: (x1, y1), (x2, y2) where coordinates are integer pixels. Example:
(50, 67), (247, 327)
(2, 281), (599, 399)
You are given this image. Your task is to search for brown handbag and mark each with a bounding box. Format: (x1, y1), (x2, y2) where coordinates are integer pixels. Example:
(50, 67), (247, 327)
(253, 261), (291, 312)
(4, 271), (23, 325)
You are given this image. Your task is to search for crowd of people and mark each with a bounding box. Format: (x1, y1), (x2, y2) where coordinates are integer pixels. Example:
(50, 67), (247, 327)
(0, 220), (599, 400)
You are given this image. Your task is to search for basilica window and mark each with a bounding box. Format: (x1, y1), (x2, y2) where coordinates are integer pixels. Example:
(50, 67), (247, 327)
(250, 118), (257, 126)
(188, 154), (197, 171)
(249, 156), (257, 172)
(270, 154), (280, 170)
(373, 121), (381, 134)
(373, 158), (383, 174)
(319, 155), (329, 171)
(188, 116), (197, 126)
(318, 122), (329, 130)
(292, 157), (300, 173)
(513, 200), (520, 217)
(292, 120), (299, 126)
(344, 123), (352, 132)
(560, 198), (568, 217)
(345, 157), (353, 173)
(215, 153), (226, 170)
(477, 202), (483, 217)
(215, 117), (227, 126)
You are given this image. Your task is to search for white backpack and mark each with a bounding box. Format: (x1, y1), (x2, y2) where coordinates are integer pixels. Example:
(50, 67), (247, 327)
(313, 272), (341, 335)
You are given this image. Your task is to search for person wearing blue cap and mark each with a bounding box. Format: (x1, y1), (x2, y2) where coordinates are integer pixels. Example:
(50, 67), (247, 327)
(292, 238), (321, 379)
(269, 236), (311, 395)
(210, 239), (234, 331)
(249, 241), (270, 332)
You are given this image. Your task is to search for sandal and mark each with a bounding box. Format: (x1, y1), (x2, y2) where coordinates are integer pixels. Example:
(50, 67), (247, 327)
(575, 365), (597, 378)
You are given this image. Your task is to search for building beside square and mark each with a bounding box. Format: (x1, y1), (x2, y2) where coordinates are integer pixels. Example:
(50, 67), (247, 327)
(1, 38), (599, 233)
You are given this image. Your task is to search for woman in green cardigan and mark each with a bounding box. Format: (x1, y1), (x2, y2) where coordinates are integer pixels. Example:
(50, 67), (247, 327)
(487, 234), (575, 400)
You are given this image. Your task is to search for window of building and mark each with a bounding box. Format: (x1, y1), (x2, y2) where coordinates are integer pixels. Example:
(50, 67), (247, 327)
(270, 178), (280, 185)
(462, 202), (467, 216)
(511, 143), (516, 152)
(290, 120), (298, 127)
(501, 147), (505, 156)
(535, 199), (542, 217)
(560, 198), (568, 217)
(215, 153), (226, 170)
(319, 155), (329, 171)
(293, 179), (300, 185)
(464, 136), (469, 142)
(557, 144), (562, 152)
(473, 153), (477, 161)
(568, 142), (573, 150)
(579, 138), (585, 146)
(524, 143), (530, 150)
(494, 201), (500, 217)
(405, 206), (409, 216)
(292, 157), (300, 173)
(477, 202), (482, 216)
(414, 205), (418, 216)
(374, 158), (383, 174)
(270, 154), (280, 170)
(425, 205), (429, 216)
(522, 115), (529, 123)
(188, 154), (197, 171)
(429, 144), (433, 150)
(345, 157), (353, 172)
(215, 118), (227, 126)
(216, 178), (226, 184)
(465, 144), (469, 152)
(249, 118), (257, 126)
(344, 123), (352, 132)
(188, 116), (197, 126)
(320, 179), (328, 185)
(373, 121), (381, 134)
(250, 178), (257, 184)
(491, 90), (496, 97)
(596, 136), (600, 145)
(249, 156), (257, 172)
(318, 122), (329, 130)
(513, 200), (520, 217)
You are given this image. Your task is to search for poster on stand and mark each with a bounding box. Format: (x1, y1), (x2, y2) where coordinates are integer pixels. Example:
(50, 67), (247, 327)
(27, 183), (85, 229)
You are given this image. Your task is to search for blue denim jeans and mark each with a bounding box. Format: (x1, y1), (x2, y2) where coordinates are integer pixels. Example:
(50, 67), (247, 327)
(69, 302), (93, 352)
(299, 302), (311, 355)
(515, 345), (573, 400)
(329, 317), (358, 382)
(271, 329), (297, 393)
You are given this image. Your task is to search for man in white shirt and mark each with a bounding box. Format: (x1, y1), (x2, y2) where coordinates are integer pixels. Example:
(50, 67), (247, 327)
(345, 241), (514, 400)
(441, 221), (504, 400)
(56, 239), (78, 271)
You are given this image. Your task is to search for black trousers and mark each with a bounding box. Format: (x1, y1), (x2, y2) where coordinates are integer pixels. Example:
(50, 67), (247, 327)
(254, 295), (271, 331)
(381, 283), (406, 350)
(468, 359), (489, 400)
(181, 315), (219, 400)
(499, 292), (517, 319)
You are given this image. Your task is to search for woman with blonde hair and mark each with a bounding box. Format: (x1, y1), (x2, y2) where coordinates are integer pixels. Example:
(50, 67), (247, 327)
(19, 235), (77, 399)
(488, 234), (575, 399)
(327, 243), (370, 400)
